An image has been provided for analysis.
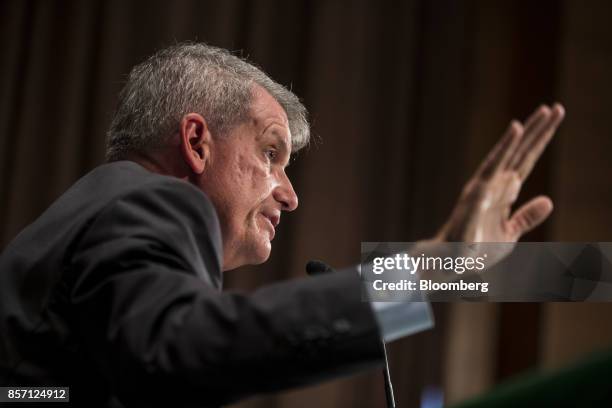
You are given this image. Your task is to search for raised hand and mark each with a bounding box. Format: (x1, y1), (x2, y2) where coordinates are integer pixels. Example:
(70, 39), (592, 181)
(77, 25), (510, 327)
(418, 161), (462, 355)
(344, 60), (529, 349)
(437, 104), (565, 244)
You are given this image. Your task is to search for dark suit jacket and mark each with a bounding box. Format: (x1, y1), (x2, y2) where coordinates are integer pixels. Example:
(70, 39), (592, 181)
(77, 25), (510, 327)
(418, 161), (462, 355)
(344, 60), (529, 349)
(0, 161), (383, 407)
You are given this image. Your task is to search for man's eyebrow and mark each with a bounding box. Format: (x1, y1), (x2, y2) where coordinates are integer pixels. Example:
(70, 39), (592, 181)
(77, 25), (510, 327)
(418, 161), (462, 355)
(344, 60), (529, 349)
(268, 129), (292, 167)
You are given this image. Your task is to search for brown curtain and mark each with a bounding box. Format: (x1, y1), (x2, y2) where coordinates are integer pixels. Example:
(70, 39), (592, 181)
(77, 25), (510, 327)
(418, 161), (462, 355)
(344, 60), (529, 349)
(1, 1), (611, 407)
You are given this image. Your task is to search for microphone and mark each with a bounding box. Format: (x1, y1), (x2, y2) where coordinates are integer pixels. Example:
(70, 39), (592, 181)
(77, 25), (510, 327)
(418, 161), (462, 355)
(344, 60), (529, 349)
(305, 260), (396, 408)
(305, 259), (334, 276)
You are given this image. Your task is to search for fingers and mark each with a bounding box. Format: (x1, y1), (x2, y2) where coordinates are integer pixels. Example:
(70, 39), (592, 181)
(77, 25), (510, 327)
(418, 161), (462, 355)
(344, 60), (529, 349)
(523, 104), (549, 130)
(497, 122), (524, 171)
(508, 195), (554, 238)
(476, 120), (523, 179)
(508, 103), (565, 180)
(507, 105), (552, 170)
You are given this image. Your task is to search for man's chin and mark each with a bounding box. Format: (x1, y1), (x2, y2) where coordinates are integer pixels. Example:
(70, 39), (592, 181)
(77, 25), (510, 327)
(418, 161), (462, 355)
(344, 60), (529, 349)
(251, 241), (272, 264)
(236, 242), (272, 269)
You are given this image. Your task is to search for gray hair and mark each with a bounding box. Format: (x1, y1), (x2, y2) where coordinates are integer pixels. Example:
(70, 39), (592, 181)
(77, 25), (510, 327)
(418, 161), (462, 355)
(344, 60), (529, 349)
(106, 42), (309, 161)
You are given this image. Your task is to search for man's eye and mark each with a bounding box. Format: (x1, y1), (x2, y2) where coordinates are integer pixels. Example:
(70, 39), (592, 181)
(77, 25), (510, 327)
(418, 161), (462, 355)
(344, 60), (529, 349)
(265, 148), (277, 161)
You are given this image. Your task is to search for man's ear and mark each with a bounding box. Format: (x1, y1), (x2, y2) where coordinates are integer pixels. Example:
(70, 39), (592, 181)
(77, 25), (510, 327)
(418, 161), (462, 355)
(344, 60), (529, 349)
(179, 113), (212, 174)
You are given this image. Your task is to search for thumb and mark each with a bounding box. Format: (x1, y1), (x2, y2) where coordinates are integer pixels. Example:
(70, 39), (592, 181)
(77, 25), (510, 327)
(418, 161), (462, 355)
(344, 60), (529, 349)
(509, 196), (554, 238)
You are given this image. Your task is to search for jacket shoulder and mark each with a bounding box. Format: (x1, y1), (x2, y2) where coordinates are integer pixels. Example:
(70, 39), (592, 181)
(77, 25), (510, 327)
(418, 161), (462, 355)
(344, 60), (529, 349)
(74, 162), (224, 282)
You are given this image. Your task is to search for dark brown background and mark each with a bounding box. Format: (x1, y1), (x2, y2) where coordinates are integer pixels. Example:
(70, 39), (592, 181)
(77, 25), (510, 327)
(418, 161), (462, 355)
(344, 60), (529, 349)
(1, 0), (611, 407)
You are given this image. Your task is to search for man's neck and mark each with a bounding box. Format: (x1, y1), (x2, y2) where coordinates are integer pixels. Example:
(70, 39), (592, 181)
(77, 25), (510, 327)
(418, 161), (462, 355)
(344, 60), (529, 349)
(125, 149), (188, 179)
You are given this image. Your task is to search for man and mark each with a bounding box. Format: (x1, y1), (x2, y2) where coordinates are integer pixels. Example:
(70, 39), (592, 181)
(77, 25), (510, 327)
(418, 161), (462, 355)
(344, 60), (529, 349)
(0, 43), (564, 407)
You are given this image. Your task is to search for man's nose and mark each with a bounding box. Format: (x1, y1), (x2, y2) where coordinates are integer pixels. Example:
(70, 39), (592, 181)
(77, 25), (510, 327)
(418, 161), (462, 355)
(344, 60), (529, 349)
(273, 172), (298, 212)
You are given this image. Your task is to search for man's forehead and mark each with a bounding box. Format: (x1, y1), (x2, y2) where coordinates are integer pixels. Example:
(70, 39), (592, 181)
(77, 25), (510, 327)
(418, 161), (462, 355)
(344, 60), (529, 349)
(248, 85), (293, 156)
(250, 85), (290, 129)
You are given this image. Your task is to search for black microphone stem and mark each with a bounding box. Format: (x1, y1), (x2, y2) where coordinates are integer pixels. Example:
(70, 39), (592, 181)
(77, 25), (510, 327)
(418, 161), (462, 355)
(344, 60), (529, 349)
(382, 341), (396, 408)
(306, 260), (397, 408)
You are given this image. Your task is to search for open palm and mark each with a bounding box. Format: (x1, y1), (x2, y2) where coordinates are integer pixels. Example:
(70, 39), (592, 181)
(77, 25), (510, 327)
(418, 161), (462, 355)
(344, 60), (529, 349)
(438, 104), (565, 244)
